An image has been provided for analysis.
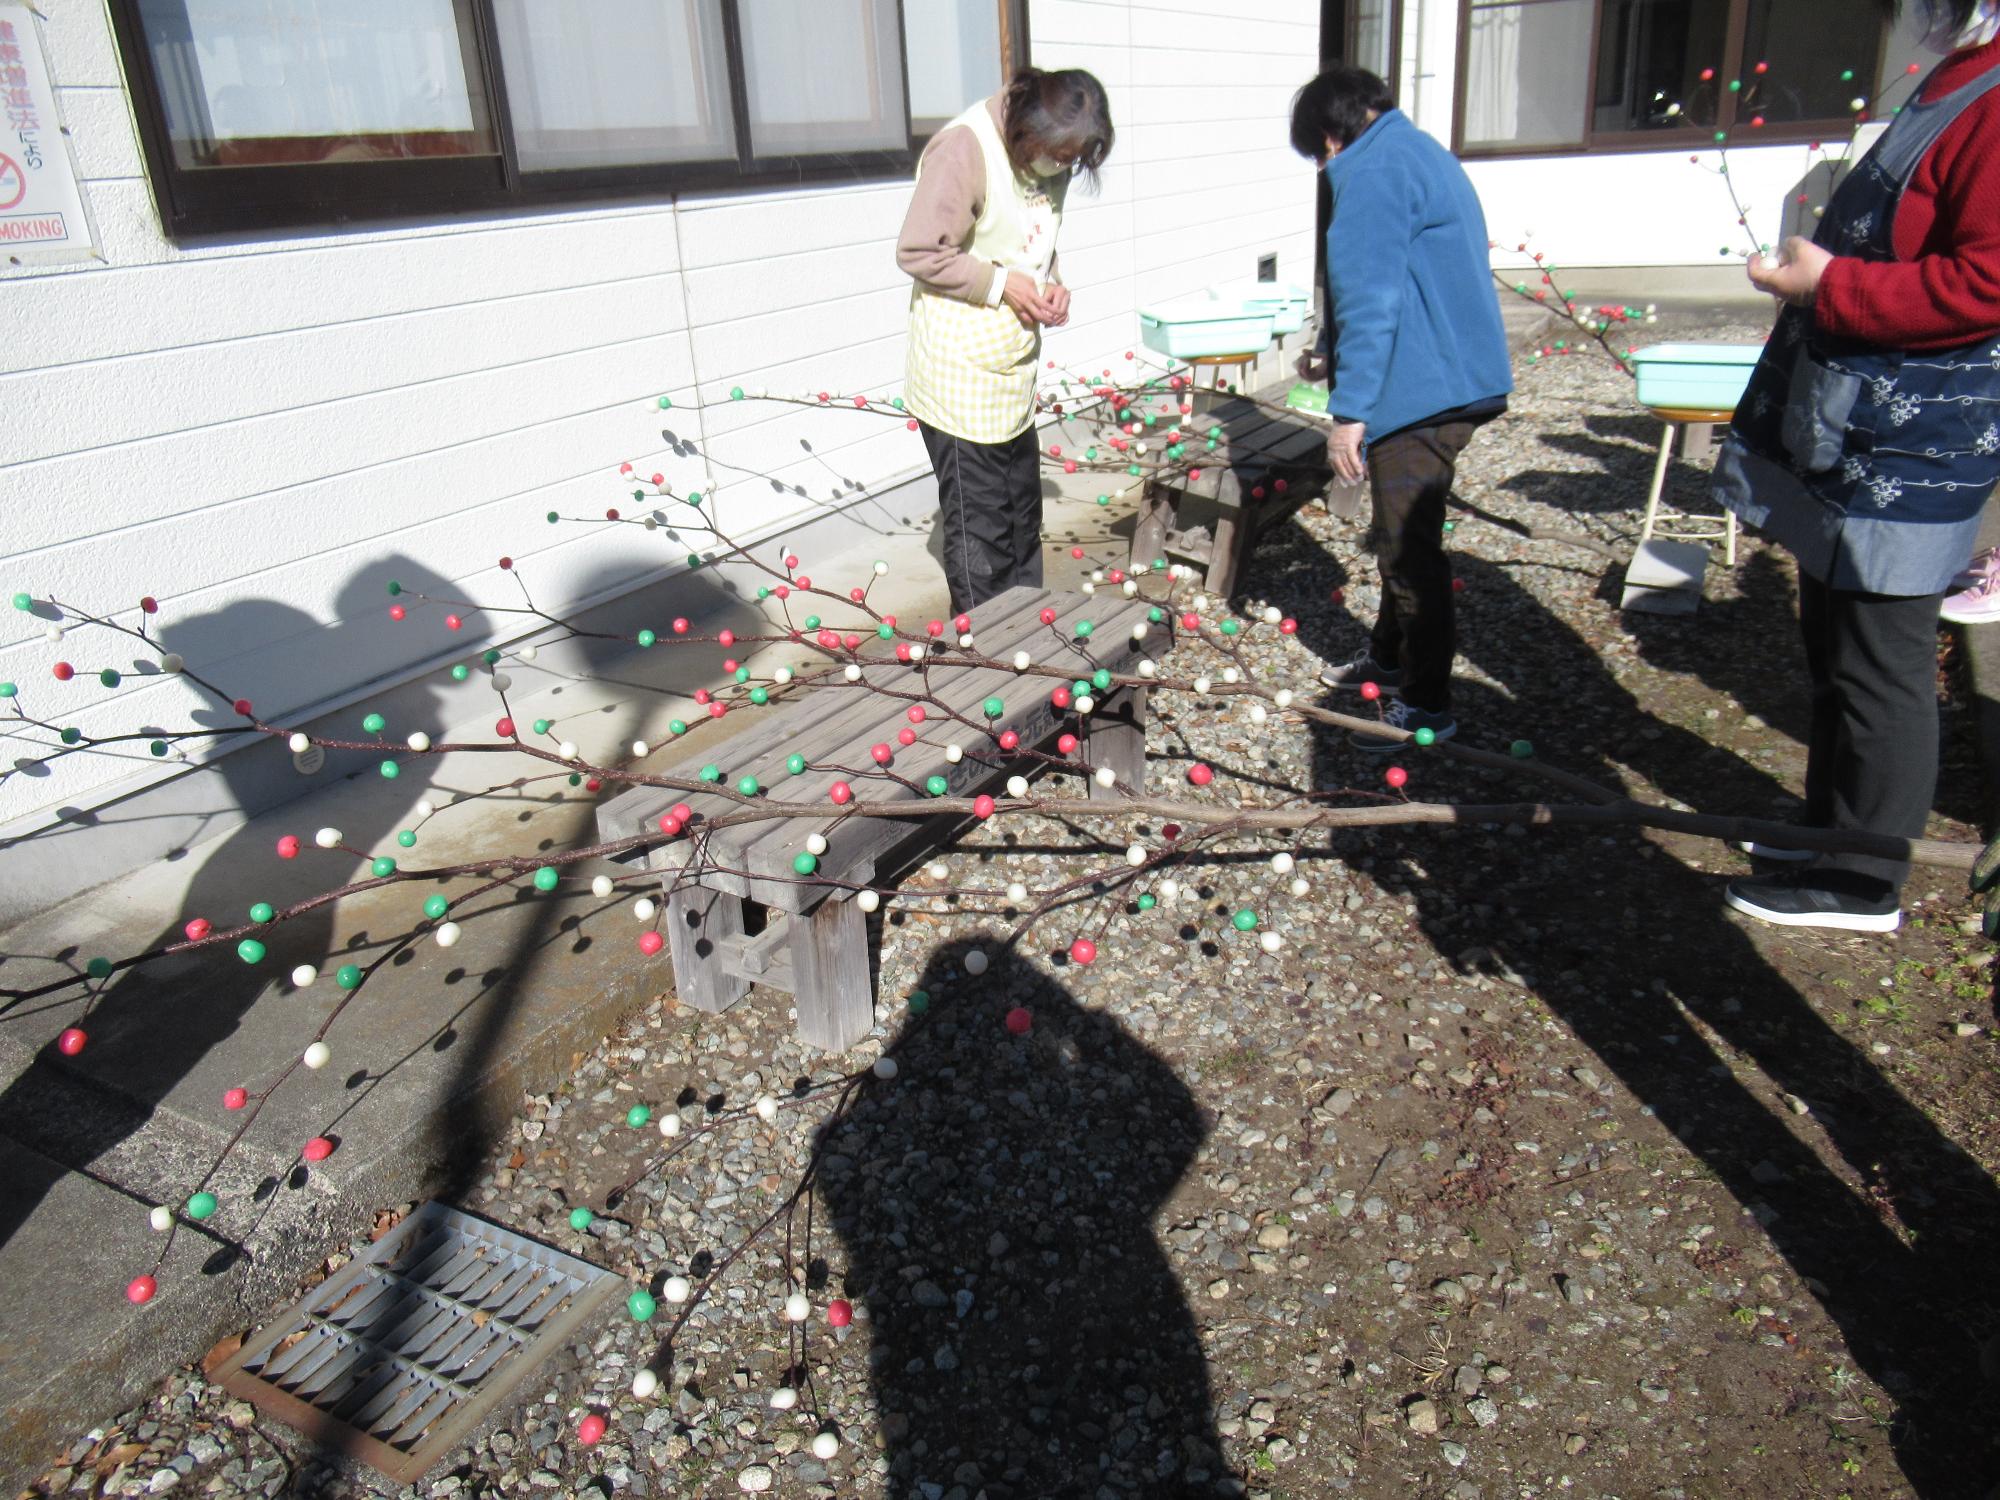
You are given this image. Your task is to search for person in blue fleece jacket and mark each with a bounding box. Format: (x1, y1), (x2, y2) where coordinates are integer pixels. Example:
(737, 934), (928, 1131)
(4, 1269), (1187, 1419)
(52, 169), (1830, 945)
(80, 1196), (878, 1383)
(1290, 67), (1511, 749)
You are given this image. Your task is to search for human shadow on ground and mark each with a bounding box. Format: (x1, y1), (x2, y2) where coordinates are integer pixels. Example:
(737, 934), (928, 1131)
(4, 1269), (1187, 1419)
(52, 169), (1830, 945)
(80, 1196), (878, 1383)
(815, 938), (1237, 1499)
(0, 562), (453, 1262)
(1496, 410), (1986, 835)
(1285, 550), (2000, 1495)
(1500, 409), (1725, 523)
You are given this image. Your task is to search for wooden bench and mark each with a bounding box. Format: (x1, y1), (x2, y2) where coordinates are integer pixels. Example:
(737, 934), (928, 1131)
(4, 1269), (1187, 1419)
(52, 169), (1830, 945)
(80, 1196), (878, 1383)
(1128, 394), (1333, 600)
(596, 585), (1169, 1051)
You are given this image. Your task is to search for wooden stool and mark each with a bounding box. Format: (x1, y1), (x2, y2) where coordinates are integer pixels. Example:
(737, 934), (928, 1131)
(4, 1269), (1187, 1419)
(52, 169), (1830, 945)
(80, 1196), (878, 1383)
(1640, 405), (1738, 566)
(1186, 352), (1261, 413)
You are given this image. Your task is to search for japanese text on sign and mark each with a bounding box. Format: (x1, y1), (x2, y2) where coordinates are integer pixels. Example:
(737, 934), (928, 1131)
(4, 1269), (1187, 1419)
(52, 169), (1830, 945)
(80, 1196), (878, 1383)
(0, 4), (96, 260)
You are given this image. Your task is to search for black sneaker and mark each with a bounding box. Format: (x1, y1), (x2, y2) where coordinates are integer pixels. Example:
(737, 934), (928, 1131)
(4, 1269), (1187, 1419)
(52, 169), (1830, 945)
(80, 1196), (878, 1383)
(1348, 699), (1456, 753)
(1733, 839), (1816, 863)
(1319, 653), (1403, 693)
(1724, 871), (1900, 932)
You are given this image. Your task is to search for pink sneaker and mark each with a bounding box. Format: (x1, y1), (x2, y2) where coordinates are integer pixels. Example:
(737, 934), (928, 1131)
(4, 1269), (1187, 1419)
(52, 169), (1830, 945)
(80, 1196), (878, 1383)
(1950, 545), (2000, 592)
(1942, 567), (2000, 624)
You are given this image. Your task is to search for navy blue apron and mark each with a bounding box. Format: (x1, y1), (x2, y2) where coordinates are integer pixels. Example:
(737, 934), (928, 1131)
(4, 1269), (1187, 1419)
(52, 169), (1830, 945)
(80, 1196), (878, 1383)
(1712, 59), (2000, 594)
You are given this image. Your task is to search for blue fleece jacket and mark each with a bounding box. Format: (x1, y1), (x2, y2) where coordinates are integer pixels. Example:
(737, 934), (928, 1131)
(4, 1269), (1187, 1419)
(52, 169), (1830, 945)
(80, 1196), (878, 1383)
(1322, 110), (1511, 440)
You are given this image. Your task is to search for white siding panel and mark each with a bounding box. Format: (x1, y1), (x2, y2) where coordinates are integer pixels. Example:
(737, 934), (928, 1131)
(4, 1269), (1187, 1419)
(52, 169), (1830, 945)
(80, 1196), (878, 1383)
(10, 415), (690, 609)
(3, 334), (692, 553)
(682, 240), (901, 327)
(1031, 0), (1132, 48)
(38, 0), (122, 87)
(5, 212), (682, 372)
(56, 84), (142, 180)
(3, 274), (687, 465)
(1126, 83), (1295, 127)
(674, 183), (911, 268)
(1469, 146), (1826, 267)
(689, 287), (913, 402)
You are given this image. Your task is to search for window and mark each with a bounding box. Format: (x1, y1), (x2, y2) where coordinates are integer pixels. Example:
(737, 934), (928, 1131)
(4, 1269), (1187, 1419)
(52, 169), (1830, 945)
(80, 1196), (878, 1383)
(489, 0), (736, 171)
(737, 0), (907, 155)
(1454, 0), (1888, 154)
(906, 0), (1007, 135)
(110, 0), (1030, 238)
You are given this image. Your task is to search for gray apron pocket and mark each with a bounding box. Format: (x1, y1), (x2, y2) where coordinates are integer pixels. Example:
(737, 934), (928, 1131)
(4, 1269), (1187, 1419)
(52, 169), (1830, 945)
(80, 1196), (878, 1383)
(1779, 347), (1861, 474)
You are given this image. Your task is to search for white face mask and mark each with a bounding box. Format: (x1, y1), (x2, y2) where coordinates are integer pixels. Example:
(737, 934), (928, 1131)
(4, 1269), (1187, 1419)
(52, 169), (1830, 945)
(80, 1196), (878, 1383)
(1925, 0), (2000, 54)
(1030, 155), (1069, 178)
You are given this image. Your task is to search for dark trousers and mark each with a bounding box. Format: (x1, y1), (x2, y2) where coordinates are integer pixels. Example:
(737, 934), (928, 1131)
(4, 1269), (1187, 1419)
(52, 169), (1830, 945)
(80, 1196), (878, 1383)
(1798, 573), (1942, 894)
(919, 421), (1043, 615)
(1366, 421), (1477, 712)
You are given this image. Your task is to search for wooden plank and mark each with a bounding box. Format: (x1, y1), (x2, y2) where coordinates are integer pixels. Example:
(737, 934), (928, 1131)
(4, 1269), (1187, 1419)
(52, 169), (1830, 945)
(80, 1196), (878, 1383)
(606, 589), (1169, 966)
(789, 896), (875, 1051)
(679, 589), (1055, 905)
(1088, 686), (1148, 798)
(1206, 507), (1244, 597)
(728, 592), (1152, 909)
(664, 886), (750, 1014)
(771, 598), (1166, 901)
(1216, 424), (1329, 509)
(596, 589), (1050, 857)
(1159, 405), (1326, 508)
(1129, 480), (1178, 575)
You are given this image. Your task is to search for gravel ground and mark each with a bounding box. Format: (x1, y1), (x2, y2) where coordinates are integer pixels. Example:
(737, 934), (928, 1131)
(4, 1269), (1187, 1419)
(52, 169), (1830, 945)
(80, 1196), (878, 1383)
(24, 311), (2000, 1500)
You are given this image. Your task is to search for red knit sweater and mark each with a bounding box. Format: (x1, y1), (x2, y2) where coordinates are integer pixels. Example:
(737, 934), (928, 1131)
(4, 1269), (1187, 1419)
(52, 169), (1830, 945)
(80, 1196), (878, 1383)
(1815, 38), (2000, 349)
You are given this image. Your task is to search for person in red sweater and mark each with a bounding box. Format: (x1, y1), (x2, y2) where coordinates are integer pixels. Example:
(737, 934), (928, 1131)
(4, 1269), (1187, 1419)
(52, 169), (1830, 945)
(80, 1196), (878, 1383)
(1714, 0), (2000, 931)
(1768, 14), (2000, 633)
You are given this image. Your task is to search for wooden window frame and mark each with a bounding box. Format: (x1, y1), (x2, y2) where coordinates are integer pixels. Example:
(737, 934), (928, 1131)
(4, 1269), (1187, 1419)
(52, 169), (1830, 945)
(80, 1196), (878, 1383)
(108, 0), (1031, 242)
(1450, 0), (1889, 159)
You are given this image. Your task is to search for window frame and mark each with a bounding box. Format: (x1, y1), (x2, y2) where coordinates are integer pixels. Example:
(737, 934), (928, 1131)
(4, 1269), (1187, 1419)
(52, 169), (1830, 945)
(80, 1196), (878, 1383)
(107, 0), (1031, 241)
(1450, 0), (1889, 159)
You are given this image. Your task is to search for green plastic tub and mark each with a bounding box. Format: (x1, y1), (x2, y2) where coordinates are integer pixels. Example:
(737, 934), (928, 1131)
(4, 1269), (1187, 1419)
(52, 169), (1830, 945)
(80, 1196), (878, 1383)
(1215, 280), (1311, 336)
(1139, 296), (1276, 359)
(1630, 342), (1762, 412)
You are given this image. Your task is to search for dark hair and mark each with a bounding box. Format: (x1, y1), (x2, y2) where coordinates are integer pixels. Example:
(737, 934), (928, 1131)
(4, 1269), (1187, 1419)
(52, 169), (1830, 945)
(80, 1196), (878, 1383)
(1901, 0), (1982, 28)
(1002, 68), (1114, 185)
(1289, 66), (1395, 157)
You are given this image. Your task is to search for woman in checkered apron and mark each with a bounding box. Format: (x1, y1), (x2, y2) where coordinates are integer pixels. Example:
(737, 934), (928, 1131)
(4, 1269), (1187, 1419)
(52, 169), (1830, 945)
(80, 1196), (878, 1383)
(895, 70), (1113, 614)
(1712, 0), (2000, 931)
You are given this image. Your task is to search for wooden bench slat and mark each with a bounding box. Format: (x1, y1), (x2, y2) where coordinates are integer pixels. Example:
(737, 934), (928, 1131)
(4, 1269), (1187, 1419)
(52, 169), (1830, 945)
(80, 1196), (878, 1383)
(647, 588), (1056, 894)
(727, 594), (1162, 910)
(594, 587), (1051, 851)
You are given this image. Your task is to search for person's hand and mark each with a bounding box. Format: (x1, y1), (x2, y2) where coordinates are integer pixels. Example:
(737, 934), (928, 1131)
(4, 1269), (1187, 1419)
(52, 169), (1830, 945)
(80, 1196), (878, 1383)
(1971, 832), (2000, 938)
(1747, 236), (1833, 307)
(1296, 349), (1329, 382)
(1043, 282), (1071, 327)
(1001, 269), (1057, 328)
(1327, 421), (1366, 483)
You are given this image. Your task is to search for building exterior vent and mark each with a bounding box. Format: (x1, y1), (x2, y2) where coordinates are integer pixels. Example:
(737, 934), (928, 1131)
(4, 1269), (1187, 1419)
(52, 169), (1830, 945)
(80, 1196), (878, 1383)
(217, 1201), (618, 1482)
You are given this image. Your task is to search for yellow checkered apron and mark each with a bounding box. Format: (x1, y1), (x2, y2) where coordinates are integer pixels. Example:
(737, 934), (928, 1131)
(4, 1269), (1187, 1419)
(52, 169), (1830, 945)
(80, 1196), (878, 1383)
(904, 100), (1062, 444)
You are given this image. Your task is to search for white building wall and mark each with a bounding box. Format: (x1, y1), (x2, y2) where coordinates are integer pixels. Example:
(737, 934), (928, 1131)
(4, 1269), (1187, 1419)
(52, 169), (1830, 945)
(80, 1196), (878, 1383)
(0, 0), (1318, 838)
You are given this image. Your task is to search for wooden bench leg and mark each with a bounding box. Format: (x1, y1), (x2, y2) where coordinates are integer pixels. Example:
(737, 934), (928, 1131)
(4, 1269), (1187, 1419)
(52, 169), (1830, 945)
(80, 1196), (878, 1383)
(1130, 481), (1176, 574)
(1089, 685), (1147, 797)
(664, 886), (751, 1014)
(1206, 505), (1243, 598)
(788, 895), (874, 1052)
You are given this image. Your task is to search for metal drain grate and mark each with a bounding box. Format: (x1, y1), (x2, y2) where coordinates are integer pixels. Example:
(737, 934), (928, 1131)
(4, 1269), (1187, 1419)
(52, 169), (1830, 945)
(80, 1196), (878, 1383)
(217, 1201), (619, 1481)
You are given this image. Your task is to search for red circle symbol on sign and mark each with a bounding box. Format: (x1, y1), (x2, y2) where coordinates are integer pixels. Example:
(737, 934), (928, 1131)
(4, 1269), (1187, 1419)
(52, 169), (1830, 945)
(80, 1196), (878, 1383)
(0, 154), (25, 213)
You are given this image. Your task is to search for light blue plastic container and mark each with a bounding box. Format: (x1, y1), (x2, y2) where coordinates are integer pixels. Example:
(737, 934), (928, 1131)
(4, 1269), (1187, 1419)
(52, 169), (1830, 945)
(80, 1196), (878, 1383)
(1630, 342), (1762, 412)
(1139, 296), (1276, 359)
(1213, 280), (1311, 336)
